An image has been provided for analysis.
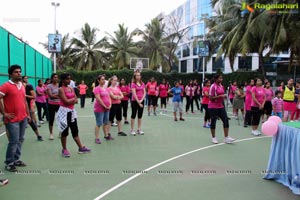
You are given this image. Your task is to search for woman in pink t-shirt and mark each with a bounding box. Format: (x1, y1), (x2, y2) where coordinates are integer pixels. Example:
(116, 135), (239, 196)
(251, 78), (266, 136)
(130, 71), (146, 135)
(262, 81), (274, 122)
(201, 79), (211, 128)
(93, 75), (113, 144)
(244, 79), (254, 127)
(107, 75), (126, 136)
(185, 80), (195, 114)
(35, 79), (48, 123)
(158, 79), (168, 113)
(146, 77), (158, 116)
(208, 74), (235, 144)
(77, 80), (88, 108)
(119, 78), (130, 124)
(57, 73), (90, 157)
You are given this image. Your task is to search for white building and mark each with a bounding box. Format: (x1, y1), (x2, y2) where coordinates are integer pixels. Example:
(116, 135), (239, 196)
(162, 0), (290, 78)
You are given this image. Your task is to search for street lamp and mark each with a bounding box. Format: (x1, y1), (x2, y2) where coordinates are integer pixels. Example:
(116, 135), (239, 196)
(200, 13), (209, 84)
(51, 2), (60, 73)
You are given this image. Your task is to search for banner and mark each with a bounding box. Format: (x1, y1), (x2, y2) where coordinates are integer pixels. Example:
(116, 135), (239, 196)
(48, 34), (62, 53)
(198, 40), (210, 57)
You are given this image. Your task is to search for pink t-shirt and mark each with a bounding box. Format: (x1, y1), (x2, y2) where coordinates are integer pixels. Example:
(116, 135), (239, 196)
(179, 85), (184, 96)
(245, 85), (253, 111)
(185, 85), (195, 97)
(78, 84), (88, 95)
(159, 84), (168, 98)
(131, 82), (145, 101)
(201, 86), (210, 104)
(264, 88), (274, 102)
(94, 86), (110, 112)
(108, 86), (122, 104)
(146, 82), (157, 96)
(251, 86), (265, 107)
(229, 85), (237, 99)
(208, 83), (225, 109)
(60, 86), (75, 109)
(35, 86), (46, 103)
(272, 97), (283, 112)
(119, 85), (130, 101)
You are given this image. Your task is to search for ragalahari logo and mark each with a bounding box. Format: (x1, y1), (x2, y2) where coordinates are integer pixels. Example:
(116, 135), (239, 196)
(241, 2), (254, 13)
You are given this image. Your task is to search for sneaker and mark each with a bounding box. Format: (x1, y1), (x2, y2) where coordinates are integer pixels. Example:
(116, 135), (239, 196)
(211, 137), (219, 144)
(111, 122), (118, 127)
(174, 118), (178, 121)
(78, 146), (91, 154)
(148, 112), (150, 116)
(104, 134), (114, 140)
(62, 149), (71, 158)
(130, 130), (136, 136)
(203, 124), (210, 128)
(154, 112), (157, 116)
(251, 130), (261, 136)
(49, 134), (54, 140)
(118, 132), (127, 136)
(243, 124), (248, 128)
(124, 121), (129, 124)
(5, 164), (17, 172)
(39, 120), (44, 124)
(179, 118), (185, 121)
(137, 130), (144, 135)
(14, 160), (27, 167)
(37, 136), (43, 141)
(95, 138), (101, 144)
(0, 179), (8, 186)
(224, 136), (236, 144)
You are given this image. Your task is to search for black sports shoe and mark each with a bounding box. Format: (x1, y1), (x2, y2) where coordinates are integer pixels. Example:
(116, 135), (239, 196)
(118, 132), (127, 136)
(124, 121), (129, 124)
(5, 164), (17, 172)
(37, 136), (44, 141)
(0, 178), (9, 186)
(14, 160), (27, 167)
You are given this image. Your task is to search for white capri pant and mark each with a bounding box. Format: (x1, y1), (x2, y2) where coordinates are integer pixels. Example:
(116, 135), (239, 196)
(173, 101), (183, 113)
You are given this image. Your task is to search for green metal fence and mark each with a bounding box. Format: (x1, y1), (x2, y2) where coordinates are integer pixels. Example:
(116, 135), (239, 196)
(0, 26), (52, 88)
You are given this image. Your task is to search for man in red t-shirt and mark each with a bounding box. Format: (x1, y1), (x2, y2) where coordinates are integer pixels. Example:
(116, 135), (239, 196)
(0, 65), (31, 172)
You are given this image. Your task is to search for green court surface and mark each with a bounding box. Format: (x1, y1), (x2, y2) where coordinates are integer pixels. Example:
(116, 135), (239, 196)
(0, 99), (298, 200)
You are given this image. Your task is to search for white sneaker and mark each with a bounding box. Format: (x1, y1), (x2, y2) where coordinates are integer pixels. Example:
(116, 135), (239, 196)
(211, 137), (219, 144)
(224, 136), (236, 144)
(39, 120), (44, 124)
(137, 130), (144, 135)
(130, 130), (136, 136)
(49, 134), (54, 140)
(251, 130), (261, 136)
(111, 123), (118, 127)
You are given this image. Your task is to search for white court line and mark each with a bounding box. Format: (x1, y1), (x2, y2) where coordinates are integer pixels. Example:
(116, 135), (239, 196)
(93, 136), (270, 200)
(0, 131), (6, 137)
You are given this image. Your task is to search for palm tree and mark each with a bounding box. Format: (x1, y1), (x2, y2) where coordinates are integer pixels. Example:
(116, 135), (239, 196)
(105, 24), (139, 69)
(136, 18), (171, 71)
(70, 23), (108, 70)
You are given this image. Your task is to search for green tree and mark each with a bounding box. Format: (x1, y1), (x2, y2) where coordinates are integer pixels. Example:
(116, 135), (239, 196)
(70, 23), (108, 70)
(106, 24), (139, 69)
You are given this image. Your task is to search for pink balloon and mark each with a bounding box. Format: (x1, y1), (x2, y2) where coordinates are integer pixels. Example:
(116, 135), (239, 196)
(268, 116), (282, 125)
(261, 121), (278, 136)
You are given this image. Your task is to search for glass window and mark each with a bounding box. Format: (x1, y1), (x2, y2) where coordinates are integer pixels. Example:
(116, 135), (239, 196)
(181, 60), (187, 73)
(212, 57), (224, 72)
(197, 23), (204, 37)
(185, 0), (190, 25)
(193, 58), (203, 72)
(182, 44), (190, 57)
(238, 56), (252, 71)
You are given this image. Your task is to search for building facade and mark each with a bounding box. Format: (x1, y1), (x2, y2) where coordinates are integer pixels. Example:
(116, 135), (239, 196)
(162, 0), (291, 82)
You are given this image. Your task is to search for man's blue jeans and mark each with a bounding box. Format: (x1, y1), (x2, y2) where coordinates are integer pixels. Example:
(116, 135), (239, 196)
(5, 118), (27, 165)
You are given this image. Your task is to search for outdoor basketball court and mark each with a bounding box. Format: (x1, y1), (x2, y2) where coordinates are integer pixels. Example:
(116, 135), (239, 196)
(0, 99), (298, 200)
